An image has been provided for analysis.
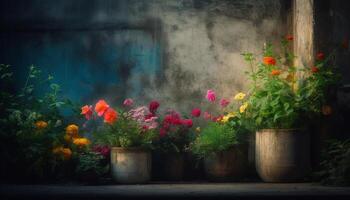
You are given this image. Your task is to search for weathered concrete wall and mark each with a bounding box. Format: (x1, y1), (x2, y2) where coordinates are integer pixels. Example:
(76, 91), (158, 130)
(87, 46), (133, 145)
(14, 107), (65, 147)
(0, 0), (288, 113)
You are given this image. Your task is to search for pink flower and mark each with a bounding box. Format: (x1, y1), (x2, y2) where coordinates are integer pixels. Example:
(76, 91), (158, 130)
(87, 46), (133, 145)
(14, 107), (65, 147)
(203, 111), (212, 120)
(149, 100), (160, 113)
(81, 105), (93, 120)
(123, 98), (134, 107)
(191, 108), (201, 117)
(206, 90), (216, 102)
(220, 98), (230, 107)
(181, 119), (193, 128)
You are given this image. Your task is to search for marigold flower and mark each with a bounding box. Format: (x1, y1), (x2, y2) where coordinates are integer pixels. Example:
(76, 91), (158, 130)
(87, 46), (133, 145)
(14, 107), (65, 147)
(73, 137), (91, 147)
(311, 66), (319, 73)
(191, 108), (201, 117)
(123, 98), (134, 107)
(64, 134), (72, 143)
(52, 146), (72, 160)
(234, 92), (246, 100)
(66, 124), (79, 137)
(271, 69), (281, 76)
(220, 98), (230, 107)
(240, 102), (248, 113)
(286, 35), (293, 41)
(35, 121), (48, 129)
(81, 105), (93, 120)
(221, 112), (237, 123)
(104, 108), (118, 125)
(149, 100), (160, 113)
(263, 56), (276, 65)
(95, 99), (110, 116)
(316, 52), (325, 61)
(322, 105), (332, 116)
(206, 90), (216, 102)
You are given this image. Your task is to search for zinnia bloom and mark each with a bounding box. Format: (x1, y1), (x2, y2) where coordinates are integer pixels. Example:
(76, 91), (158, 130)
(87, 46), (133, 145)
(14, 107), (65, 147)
(123, 98), (134, 107)
(286, 35), (293, 41)
(35, 121), (48, 129)
(240, 102), (249, 113)
(73, 137), (91, 147)
(316, 52), (325, 61)
(271, 69), (281, 76)
(191, 108), (201, 117)
(181, 119), (193, 128)
(149, 100), (160, 113)
(95, 100), (110, 116)
(206, 90), (216, 102)
(311, 66), (319, 73)
(66, 124), (79, 137)
(263, 56), (276, 65)
(234, 92), (246, 100)
(104, 108), (118, 125)
(220, 98), (230, 107)
(81, 105), (93, 120)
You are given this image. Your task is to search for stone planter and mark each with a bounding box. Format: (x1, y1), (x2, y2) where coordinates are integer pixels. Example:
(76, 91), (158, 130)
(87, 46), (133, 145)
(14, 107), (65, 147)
(204, 145), (248, 181)
(255, 129), (311, 182)
(110, 147), (151, 184)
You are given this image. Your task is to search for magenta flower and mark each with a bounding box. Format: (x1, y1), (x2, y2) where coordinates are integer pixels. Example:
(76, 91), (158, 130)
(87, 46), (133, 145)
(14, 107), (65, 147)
(206, 90), (216, 102)
(181, 119), (193, 128)
(149, 100), (160, 113)
(220, 98), (230, 107)
(123, 98), (134, 107)
(191, 108), (201, 117)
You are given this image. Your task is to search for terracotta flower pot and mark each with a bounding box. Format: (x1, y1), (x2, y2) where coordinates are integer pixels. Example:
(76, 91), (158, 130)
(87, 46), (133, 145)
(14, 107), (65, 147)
(204, 145), (248, 182)
(255, 129), (311, 182)
(110, 147), (151, 184)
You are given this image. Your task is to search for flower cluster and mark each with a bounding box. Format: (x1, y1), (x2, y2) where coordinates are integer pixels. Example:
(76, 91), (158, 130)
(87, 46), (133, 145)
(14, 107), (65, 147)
(128, 106), (158, 131)
(81, 100), (118, 125)
(160, 110), (193, 137)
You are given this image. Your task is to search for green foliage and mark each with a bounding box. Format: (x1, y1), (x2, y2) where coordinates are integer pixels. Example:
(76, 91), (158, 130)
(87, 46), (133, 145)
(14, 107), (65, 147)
(191, 122), (239, 158)
(92, 111), (157, 149)
(75, 151), (108, 178)
(242, 40), (340, 130)
(316, 139), (350, 186)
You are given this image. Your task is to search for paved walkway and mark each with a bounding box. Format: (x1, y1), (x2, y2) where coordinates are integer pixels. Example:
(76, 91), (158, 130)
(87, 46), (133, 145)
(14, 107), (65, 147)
(1, 182), (350, 199)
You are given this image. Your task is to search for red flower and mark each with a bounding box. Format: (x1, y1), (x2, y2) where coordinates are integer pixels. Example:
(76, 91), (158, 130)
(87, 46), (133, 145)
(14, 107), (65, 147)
(149, 100), (160, 113)
(81, 105), (93, 120)
(145, 113), (155, 120)
(95, 100), (110, 116)
(220, 99), (230, 108)
(286, 35), (293, 41)
(104, 108), (118, 125)
(271, 69), (281, 76)
(263, 57), (276, 65)
(316, 52), (325, 61)
(191, 108), (201, 117)
(181, 119), (193, 128)
(212, 115), (224, 122)
(311, 66), (319, 73)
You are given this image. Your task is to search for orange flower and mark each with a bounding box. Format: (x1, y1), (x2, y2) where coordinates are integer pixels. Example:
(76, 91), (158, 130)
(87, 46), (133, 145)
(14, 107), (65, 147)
(286, 35), (293, 41)
(263, 56), (276, 65)
(104, 108), (118, 125)
(95, 100), (110, 116)
(271, 69), (281, 76)
(66, 124), (79, 138)
(64, 134), (72, 143)
(73, 137), (91, 147)
(35, 121), (48, 129)
(81, 105), (93, 120)
(316, 52), (325, 61)
(311, 66), (319, 73)
(52, 146), (72, 160)
(322, 105), (332, 116)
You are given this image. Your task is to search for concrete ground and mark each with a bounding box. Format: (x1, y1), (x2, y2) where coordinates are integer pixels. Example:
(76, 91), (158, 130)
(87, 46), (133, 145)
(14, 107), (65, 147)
(1, 182), (350, 200)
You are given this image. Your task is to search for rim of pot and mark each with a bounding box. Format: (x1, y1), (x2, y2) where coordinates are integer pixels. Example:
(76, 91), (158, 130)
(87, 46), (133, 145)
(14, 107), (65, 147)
(257, 128), (303, 132)
(111, 146), (150, 152)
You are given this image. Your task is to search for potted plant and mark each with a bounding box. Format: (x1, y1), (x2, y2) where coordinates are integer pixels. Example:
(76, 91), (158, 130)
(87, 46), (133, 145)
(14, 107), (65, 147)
(242, 36), (340, 182)
(82, 99), (158, 184)
(190, 90), (249, 182)
(152, 110), (194, 181)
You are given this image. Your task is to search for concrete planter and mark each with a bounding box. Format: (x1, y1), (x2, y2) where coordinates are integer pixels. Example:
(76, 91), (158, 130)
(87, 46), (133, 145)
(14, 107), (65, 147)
(204, 145), (248, 182)
(255, 129), (311, 182)
(110, 147), (151, 184)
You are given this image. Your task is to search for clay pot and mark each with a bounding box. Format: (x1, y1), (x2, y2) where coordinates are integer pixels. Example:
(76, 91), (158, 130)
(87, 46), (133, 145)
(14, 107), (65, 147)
(255, 129), (311, 182)
(110, 147), (151, 184)
(204, 145), (248, 181)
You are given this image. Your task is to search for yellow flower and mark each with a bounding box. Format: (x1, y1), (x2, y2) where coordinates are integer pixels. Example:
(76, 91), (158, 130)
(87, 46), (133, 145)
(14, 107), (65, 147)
(73, 137), (91, 147)
(240, 102), (248, 113)
(221, 112), (237, 123)
(66, 124), (79, 137)
(195, 127), (201, 132)
(234, 92), (246, 100)
(35, 121), (48, 129)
